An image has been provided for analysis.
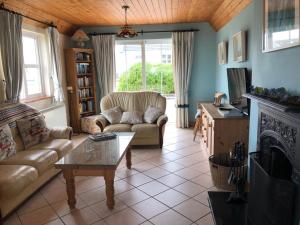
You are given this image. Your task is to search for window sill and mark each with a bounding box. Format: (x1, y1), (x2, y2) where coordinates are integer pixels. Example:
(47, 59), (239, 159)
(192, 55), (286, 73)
(21, 96), (53, 104)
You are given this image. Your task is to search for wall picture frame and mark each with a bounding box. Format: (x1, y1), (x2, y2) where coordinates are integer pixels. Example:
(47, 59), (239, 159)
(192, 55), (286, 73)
(218, 41), (227, 65)
(263, 0), (300, 52)
(232, 31), (246, 62)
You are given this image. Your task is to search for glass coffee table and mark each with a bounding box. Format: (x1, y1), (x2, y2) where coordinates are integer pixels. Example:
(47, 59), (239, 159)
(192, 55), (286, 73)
(55, 132), (135, 209)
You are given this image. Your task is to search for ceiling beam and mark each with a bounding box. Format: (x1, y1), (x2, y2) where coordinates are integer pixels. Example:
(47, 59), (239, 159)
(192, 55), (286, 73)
(210, 0), (252, 31)
(2, 0), (76, 35)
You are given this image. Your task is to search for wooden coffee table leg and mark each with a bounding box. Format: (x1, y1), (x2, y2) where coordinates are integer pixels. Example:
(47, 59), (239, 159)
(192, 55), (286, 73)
(63, 169), (76, 209)
(126, 147), (132, 169)
(104, 170), (115, 209)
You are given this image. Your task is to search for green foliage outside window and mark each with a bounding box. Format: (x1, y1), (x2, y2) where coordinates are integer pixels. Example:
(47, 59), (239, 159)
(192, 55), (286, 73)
(117, 63), (174, 94)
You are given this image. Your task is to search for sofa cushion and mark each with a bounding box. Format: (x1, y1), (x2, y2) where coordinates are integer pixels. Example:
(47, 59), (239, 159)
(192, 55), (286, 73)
(120, 111), (143, 124)
(17, 115), (50, 149)
(131, 123), (159, 138)
(144, 106), (163, 124)
(0, 150), (58, 174)
(0, 165), (38, 200)
(102, 106), (123, 124)
(0, 124), (16, 161)
(104, 124), (132, 132)
(28, 139), (73, 159)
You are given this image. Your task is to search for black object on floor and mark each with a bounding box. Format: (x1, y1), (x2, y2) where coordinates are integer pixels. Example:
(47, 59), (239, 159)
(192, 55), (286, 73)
(208, 191), (251, 225)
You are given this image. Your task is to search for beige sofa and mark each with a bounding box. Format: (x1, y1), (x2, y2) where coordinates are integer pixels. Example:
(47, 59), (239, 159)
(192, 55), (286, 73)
(0, 104), (73, 222)
(96, 91), (168, 147)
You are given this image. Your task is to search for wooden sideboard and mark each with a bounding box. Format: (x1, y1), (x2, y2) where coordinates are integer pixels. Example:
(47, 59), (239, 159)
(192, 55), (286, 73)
(200, 103), (249, 156)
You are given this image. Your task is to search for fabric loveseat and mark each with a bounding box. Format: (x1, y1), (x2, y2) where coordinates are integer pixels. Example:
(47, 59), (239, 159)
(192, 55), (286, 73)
(96, 91), (168, 147)
(0, 103), (73, 222)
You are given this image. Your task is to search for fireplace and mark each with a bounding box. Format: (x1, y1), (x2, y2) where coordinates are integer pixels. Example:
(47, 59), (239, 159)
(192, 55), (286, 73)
(248, 103), (300, 225)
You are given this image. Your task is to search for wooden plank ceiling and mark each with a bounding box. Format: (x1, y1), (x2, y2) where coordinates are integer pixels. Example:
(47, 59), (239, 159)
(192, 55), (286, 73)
(3, 0), (252, 35)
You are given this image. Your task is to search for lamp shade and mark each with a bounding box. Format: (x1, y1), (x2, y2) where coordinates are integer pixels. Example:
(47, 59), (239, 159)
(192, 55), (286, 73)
(71, 29), (90, 42)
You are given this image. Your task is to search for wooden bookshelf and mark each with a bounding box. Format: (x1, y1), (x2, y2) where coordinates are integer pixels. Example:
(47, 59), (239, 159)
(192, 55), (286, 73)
(65, 48), (97, 133)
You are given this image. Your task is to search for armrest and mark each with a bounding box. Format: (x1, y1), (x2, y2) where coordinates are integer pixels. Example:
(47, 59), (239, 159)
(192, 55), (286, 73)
(49, 127), (73, 140)
(157, 114), (168, 128)
(95, 115), (109, 132)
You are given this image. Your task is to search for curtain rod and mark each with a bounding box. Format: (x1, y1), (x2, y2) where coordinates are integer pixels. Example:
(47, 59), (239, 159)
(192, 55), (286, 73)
(89, 28), (199, 36)
(0, 3), (56, 28)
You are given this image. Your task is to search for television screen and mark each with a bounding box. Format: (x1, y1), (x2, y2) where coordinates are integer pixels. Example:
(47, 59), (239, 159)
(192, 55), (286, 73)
(227, 68), (251, 115)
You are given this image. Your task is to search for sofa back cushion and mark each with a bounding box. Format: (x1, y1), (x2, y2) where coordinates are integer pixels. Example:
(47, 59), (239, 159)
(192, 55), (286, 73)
(100, 91), (166, 114)
(0, 124), (16, 160)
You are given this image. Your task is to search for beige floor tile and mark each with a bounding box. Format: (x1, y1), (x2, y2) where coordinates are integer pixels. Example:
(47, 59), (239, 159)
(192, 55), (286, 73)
(196, 213), (214, 225)
(174, 199), (210, 222)
(140, 221), (154, 225)
(91, 220), (108, 225)
(147, 156), (170, 166)
(137, 181), (169, 196)
(17, 193), (49, 215)
(114, 179), (134, 194)
(154, 189), (189, 207)
(133, 161), (156, 172)
(89, 199), (127, 219)
(117, 188), (150, 206)
(174, 181), (206, 197)
(19, 206), (58, 225)
(104, 208), (145, 225)
(150, 209), (191, 225)
(131, 198), (168, 219)
(193, 191), (209, 206)
(162, 152), (183, 161)
(41, 186), (68, 204)
(75, 177), (105, 193)
(157, 173), (186, 187)
(44, 219), (64, 225)
(61, 207), (100, 225)
(116, 168), (139, 179)
(50, 196), (87, 217)
(174, 156), (200, 167)
(192, 174), (214, 189)
(159, 161), (185, 172)
(124, 173), (153, 187)
(143, 167), (170, 179)
(174, 168), (203, 180)
(3, 213), (22, 225)
(79, 186), (107, 205)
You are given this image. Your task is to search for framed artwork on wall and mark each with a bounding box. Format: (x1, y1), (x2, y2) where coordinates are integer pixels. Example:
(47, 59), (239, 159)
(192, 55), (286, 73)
(218, 41), (227, 65)
(263, 0), (300, 52)
(232, 31), (246, 62)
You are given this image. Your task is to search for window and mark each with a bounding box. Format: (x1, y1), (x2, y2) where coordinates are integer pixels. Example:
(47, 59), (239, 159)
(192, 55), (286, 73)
(115, 39), (174, 95)
(21, 30), (49, 100)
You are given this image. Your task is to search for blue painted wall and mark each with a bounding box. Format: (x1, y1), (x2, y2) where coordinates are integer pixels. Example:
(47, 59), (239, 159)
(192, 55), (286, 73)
(83, 23), (216, 120)
(215, 0), (300, 152)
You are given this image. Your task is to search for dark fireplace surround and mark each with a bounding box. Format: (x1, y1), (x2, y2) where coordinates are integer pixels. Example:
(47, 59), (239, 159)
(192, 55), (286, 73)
(248, 103), (300, 225)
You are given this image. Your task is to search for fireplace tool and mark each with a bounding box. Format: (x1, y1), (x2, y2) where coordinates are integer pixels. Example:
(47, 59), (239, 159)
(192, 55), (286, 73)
(227, 141), (247, 203)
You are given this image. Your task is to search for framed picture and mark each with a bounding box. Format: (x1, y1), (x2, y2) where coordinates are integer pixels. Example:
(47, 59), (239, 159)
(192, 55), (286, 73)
(218, 41), (227, 65)
(232, 31), (246, 62)
(263, 0), (300, 52)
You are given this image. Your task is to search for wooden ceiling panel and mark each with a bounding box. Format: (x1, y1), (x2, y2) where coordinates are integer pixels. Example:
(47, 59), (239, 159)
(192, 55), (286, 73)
(2, 0), (252, 34)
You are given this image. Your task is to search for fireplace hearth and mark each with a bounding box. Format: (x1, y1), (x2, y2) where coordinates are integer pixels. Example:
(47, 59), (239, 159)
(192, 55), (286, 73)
(209, 100), (300, 225)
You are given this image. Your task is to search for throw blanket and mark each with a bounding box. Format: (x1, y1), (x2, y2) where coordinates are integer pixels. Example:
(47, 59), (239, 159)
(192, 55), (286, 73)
(0, 103), (40, 128)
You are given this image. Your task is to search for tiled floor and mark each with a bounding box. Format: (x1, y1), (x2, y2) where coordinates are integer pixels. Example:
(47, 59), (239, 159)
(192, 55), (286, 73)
(4, 124), (215, 225)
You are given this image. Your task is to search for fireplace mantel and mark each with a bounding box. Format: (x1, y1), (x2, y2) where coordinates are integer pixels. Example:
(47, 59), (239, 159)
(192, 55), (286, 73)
(243, 93), (300, 113)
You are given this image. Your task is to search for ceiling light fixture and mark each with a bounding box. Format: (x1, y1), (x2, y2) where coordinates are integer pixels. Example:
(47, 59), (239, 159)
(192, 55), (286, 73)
(117, 5), (138, 38)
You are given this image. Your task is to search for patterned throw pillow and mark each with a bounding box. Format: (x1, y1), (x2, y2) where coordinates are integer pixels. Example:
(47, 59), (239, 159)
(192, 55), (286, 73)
(120, 111), (143, 124)
(17, 115), (50, 149)
(102, 106), (123, 124)
(143, 105), (163, 124)
(0, 124), (16, 161)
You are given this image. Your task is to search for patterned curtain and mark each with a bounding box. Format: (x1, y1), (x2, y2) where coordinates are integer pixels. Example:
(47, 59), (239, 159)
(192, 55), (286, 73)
(172, 32), (195, 128)
(0, 10), (23, 103)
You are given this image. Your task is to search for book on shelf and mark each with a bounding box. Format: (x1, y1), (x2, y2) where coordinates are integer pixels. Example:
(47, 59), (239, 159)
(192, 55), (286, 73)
(78, 88), (92, 98)
(77, 77), (91, 87)
(76, 63), (90, 74)
(75, 52), (91, 61)
(80, 100), (94, 113)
